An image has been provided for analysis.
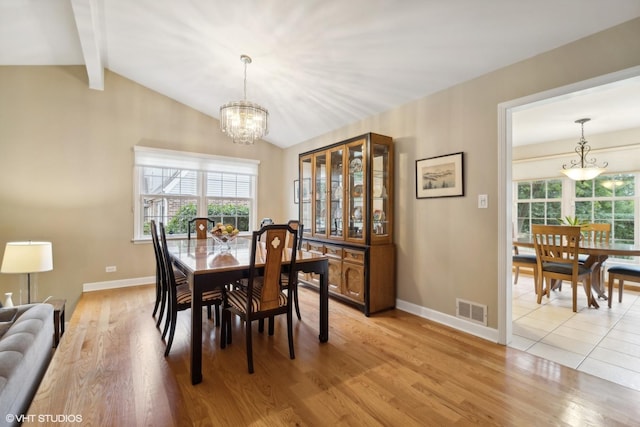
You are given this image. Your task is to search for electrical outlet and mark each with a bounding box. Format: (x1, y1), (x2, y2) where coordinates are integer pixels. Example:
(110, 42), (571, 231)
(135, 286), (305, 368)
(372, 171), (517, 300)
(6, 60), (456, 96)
(105, 266), (117, 273)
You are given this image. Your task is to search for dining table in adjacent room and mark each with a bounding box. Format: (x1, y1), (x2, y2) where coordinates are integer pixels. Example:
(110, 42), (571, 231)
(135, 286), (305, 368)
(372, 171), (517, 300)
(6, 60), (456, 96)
(513, 236), (640, 306)
(166, 235), (329, 385)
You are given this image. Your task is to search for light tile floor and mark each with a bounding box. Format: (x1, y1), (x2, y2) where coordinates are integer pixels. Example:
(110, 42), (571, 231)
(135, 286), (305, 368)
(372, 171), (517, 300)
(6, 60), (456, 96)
(510, 274), (640, 391)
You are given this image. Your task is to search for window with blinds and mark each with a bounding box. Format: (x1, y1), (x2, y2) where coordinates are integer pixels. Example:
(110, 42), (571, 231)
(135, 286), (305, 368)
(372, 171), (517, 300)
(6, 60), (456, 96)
(133, 146), (259, 240)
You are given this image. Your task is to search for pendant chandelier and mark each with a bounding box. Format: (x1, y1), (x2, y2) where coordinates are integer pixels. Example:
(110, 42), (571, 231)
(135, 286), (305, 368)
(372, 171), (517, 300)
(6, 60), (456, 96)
(219, 55), (269, 145)
(561, 118), (607, 181)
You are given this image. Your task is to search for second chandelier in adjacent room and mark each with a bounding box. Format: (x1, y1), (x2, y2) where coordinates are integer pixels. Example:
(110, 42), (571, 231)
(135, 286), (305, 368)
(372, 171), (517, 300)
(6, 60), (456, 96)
(561, 118), (607, 181)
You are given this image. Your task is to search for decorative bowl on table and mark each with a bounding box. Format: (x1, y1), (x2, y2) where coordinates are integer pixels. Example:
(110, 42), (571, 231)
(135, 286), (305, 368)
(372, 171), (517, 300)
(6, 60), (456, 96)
(211, 223), (240, 251)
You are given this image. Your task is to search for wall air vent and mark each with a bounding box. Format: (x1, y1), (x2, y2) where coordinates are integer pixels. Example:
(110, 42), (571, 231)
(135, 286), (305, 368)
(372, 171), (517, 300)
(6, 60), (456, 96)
(456, 298), (487, 326)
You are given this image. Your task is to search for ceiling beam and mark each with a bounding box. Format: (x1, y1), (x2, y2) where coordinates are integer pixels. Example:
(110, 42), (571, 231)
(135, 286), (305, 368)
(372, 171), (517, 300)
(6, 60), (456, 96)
(70, 0), (104, 90)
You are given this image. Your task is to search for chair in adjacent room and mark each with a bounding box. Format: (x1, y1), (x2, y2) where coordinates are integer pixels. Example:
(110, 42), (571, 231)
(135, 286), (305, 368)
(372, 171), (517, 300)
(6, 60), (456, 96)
(607, 265), (640, 308)
(513, 245), (538, 286)
(577, 222), (612, 294)
(188, 217), (215, 239)
(532, 224), (595, 312)
(583, 222), (612, 244)
(150, 220), (187, 328)
(220, 223), (299, 374)
(158, 222), (224, 356)
(512, 222), (537, 287)
(579, 222), (612, 263)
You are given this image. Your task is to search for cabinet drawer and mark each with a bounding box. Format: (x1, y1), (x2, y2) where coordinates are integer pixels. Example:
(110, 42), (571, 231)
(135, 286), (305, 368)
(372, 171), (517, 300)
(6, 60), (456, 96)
(343, 248), (365, 264)
(324, 244), (343, 259)
(307, 242), (324, 254)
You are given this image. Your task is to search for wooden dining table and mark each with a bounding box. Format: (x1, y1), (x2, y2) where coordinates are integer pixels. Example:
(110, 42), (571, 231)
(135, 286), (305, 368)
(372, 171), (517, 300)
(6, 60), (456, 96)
(166, 236), (329, 385)
(513, 237), (640, 306)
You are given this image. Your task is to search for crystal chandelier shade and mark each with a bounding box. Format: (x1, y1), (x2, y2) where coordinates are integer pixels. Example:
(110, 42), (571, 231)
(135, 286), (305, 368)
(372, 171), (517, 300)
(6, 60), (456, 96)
(219, 55), (269, 145)
(560, 118), (607, 181)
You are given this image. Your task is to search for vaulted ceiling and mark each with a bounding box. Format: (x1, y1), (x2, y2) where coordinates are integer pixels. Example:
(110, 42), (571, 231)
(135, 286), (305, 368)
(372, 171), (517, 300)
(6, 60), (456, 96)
(2, 0), (640, 148)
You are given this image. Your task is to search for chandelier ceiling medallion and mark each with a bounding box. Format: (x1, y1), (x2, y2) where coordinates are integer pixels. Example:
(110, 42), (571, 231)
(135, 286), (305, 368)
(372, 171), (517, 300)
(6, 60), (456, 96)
(219, 55), (269, 145)
(561, 118), (607, 181)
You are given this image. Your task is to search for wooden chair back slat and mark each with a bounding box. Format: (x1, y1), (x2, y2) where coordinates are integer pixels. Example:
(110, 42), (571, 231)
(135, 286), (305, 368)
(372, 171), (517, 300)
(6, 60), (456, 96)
(583, 223), (611, 244)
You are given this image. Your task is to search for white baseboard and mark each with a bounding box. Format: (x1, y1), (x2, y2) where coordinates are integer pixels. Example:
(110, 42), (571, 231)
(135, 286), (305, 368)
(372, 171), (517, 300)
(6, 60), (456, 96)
(83, 276), (155, 292)
(80, 281), (499, 343)
(395, 298), (499, 343)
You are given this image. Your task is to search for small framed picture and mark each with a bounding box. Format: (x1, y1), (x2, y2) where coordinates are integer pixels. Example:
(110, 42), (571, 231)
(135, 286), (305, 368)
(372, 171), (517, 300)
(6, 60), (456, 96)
(294, 180), (300, 204)
(415, 152), (464, 199)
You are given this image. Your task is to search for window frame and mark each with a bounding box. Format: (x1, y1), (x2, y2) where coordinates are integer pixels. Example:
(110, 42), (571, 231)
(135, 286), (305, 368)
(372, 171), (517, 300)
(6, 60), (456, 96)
(513, 178), (565, 238)
(513, 173), (639, 264)
(133, 147), (259, 241)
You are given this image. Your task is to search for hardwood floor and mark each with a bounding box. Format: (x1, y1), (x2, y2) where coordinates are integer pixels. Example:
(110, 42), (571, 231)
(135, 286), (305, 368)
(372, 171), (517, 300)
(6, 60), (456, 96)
(27, 284), (640, 426)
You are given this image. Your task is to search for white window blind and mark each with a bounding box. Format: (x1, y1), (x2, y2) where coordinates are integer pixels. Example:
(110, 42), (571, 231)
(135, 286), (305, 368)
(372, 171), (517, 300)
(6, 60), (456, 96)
(133, 146), (259, 240)
(134, 146), (259, 175)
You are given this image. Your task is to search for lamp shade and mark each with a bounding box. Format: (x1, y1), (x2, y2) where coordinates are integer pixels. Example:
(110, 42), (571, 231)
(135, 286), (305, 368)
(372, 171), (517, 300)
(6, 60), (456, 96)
(560, 167), (605, 181)
(1, 241), (53, 273)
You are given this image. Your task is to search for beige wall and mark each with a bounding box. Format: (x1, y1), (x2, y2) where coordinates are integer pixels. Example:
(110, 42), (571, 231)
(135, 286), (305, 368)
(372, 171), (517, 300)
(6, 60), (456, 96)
(283, 18), (640, 328)
(2, 18), (640, 329)
(0, 67), (285, 314)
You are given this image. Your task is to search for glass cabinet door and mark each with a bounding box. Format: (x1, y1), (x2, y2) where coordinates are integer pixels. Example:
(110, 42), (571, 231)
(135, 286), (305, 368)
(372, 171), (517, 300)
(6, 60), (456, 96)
(300, 155), (312, 237)
(371, 142), (391, 242)
(314, 153), (327, 237)
(329, 147), (345, 239)
(346, 140), (366, 242)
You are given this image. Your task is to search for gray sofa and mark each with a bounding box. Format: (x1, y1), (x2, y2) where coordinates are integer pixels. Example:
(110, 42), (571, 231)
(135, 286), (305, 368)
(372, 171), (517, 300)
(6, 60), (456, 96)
(0, 304), (53, 426)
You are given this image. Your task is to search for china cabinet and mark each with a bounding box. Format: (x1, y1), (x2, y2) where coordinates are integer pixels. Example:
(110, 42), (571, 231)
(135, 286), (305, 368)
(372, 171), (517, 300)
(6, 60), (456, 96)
(298, 133), (395, 315)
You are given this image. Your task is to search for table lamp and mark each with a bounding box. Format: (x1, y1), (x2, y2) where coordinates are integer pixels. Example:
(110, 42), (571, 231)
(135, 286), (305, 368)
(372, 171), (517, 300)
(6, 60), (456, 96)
(1, 241), (53, 304)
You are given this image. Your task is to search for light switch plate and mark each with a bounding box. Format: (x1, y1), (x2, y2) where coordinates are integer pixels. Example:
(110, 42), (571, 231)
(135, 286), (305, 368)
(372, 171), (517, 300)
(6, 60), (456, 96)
(478, 194), (488, 208)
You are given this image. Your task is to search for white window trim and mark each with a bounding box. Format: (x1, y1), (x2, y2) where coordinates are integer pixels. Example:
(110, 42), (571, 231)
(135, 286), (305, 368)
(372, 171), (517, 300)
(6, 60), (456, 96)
(132, 146), (260, 241)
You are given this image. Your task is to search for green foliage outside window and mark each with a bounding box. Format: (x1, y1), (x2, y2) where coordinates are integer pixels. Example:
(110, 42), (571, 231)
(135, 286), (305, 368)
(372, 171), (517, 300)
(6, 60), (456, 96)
(516, 179), (563, 235)
(575, 174), (635, 244)
(164, 203), (250, 234)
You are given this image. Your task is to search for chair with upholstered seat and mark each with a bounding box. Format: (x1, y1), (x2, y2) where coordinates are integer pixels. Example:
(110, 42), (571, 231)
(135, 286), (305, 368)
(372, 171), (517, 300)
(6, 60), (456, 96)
(158, 222), (224, 356)
(513, 245), (538, 286)
(282, 220), (303, 320)
(555, 222), (611, 292)
(579, 222), (612, 262)
(512, 223), (537, 287)
(150, 220), (187, 328)
(188, 217), (215, 240)
(607, 265), (640, 308)
(532, 224), (595, 312)
(583, 223), (611, 244)
(220, 223), (299, 374)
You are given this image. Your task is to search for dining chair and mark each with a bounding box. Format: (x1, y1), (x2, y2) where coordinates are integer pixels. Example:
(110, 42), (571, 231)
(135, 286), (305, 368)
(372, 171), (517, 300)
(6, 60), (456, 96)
(573, 222), (612, 292)
(255, 219), (304, 328)
(512, 222), (537, 286)
(607, 265), (640, 308)
(513, 245), (538, 286)
(220, 223), (299, 374)
(158, 222), (224, 356)
(188, 217), (215, 240)
(150, 220), (187, 328)
(578, 222), (612, 263)
(282, 220), (303, 320)
(532, 224), (595, 312)
(583, 222), (612, 244)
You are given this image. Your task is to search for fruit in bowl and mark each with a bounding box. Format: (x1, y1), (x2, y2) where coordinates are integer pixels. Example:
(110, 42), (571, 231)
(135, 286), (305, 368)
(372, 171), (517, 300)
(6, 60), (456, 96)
(211, 223), (240, 248)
